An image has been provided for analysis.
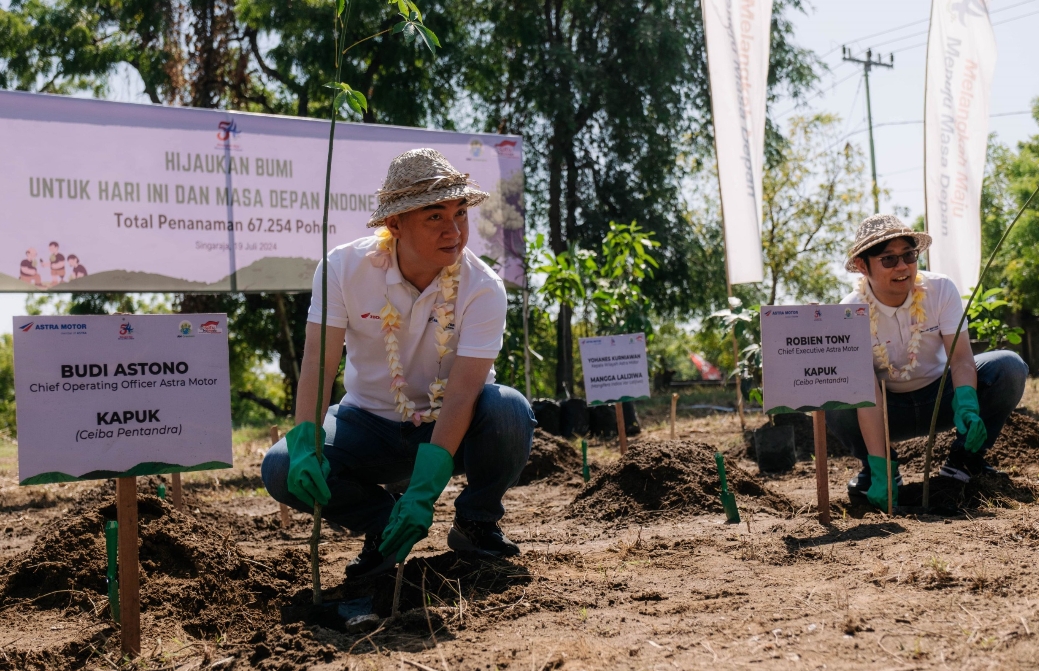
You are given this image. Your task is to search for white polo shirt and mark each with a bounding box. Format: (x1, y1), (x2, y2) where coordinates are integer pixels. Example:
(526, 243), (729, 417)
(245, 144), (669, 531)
(308, 235), (507, 420)
(840, 270), (967, 393)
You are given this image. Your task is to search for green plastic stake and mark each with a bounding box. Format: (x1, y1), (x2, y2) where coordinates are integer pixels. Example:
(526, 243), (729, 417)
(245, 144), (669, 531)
(105, 520), (120, 623)
(581, 439), (590, 482)
(715, 452), (741, 524)
(157, 483), (166, 500)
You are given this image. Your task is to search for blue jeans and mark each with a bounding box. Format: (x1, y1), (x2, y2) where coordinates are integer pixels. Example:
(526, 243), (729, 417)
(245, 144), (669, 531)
(261, 384), (535, 537)
(827, 350), (1029, 468)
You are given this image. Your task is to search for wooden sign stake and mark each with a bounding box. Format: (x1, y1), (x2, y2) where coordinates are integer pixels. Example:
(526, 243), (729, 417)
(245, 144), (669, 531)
(615, 402), (628, 455)
(270, 426), (290, 529)
(670, 393), (678, 440)
(812, 411), (830, 524)
(116, 476), (141, 656)
(881, 380), (893, 515)
(170, 472), (183, 510)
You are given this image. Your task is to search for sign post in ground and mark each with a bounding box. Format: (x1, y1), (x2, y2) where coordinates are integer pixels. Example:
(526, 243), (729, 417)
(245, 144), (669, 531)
(760, 305), (876, 523)
(578, 333), (651, 455)
(12, 313), (233, 657)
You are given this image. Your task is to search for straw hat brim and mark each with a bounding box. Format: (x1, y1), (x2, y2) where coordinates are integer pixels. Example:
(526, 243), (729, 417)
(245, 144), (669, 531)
(845, 229), (932, 273)
(366, 183), (489, 228)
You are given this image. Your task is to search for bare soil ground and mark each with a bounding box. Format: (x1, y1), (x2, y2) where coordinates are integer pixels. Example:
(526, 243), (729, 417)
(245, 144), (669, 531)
(1, 378), (1038, 670)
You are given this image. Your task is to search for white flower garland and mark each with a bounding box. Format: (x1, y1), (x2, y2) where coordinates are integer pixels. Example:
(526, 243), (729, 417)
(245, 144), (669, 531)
(860, 274), (927, 381)
(368, 227), (459, 425)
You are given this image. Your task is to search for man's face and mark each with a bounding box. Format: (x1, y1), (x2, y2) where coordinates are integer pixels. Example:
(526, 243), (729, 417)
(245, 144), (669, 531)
(855, 238), (918, 294)
(389, 198), (469, 268)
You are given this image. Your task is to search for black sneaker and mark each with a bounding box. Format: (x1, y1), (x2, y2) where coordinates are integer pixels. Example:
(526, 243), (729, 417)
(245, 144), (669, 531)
(446, 518), (520, 558)
(848, 466), (904, 500)
(345, 532), (397, 580)
(939, 451), (1008, 483)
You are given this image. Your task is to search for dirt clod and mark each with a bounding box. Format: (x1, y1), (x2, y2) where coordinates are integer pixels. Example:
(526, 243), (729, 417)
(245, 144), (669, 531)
(567, 439), (793, 522)
(895, 410), (1039, 471)
(518, 429), (583, 485)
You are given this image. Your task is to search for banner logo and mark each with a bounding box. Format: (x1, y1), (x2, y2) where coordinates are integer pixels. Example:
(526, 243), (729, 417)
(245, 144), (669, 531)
(19, 322), (34, 332)
(118, 322), (134, 340)
(198, 320), (222, 334)
(856, 307), (867, 317)
(950, 0), (986, 25)
(177, 320), (194, 337)
(216, 120), (241, 142)
(814, 309), (823, 321)
(494, 140), (519, 158)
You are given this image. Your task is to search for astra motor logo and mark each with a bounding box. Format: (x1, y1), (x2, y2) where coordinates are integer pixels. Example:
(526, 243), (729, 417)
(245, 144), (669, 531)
(198, 320), (223, 334)
(19, 322), (34, 332)
(217, 120), (242, 142)
(950, 0), (986, 26)
(118, 322), (135, 340)
(766, 309), (799, 318)
(21, 321), (87, 334)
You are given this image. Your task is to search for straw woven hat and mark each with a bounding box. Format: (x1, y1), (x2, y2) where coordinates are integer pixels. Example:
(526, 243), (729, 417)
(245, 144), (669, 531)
(366, 148), (489, 228)
(845, 214), (932, 272)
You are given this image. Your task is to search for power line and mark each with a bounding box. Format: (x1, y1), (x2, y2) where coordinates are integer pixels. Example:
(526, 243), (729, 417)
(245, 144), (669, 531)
(891, 8), (1039, 54)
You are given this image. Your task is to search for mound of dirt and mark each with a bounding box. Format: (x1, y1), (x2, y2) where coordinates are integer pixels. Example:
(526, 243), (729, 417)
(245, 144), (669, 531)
(567, 439), (793, 522)
(899, 474), (1038, 510)
(0, 494), (309, 638)
(895, 410), (1039, 471)
(518, 429), (583, 485)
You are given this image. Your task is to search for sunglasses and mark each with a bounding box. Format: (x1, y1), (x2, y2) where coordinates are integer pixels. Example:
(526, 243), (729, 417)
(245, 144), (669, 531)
(875, 249), (919, 269)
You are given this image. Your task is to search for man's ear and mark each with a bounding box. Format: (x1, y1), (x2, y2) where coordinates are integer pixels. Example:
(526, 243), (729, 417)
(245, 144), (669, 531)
(384, 214), (402, 239)
(852, 256), (870, 277)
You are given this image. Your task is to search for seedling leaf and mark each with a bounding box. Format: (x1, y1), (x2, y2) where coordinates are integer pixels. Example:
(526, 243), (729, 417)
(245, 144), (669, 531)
(336, 0), (345, 17)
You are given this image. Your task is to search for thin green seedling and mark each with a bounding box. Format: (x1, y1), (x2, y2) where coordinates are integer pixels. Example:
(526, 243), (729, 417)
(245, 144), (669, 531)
(922, 183), (1039, 507)
(309, 0), (440, 605)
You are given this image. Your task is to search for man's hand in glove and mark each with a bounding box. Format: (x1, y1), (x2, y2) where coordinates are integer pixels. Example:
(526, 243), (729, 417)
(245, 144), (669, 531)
(285, 421), (331, 507)
(379, 442), (455, 563)
(952, 386), (987, 453)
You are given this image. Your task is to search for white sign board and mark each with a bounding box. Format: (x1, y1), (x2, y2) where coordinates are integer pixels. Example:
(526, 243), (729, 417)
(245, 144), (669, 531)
(0, 90), (525, 292)
(578, 333), (651, 405)
(760, 304), (876, 414)
(13, 314), (232, 485)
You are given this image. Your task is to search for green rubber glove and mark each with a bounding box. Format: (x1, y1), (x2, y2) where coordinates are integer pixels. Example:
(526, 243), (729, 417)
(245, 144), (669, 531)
(379, 442), (455, 563)
(285, 421), (331, 507)
(866, 455), (899, 510)
(952, 386), (987, 453)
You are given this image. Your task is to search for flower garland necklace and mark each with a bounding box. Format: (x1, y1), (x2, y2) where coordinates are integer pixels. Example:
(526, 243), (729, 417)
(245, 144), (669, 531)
(859, 274), (927, 381)
(367, 227), (460, 425)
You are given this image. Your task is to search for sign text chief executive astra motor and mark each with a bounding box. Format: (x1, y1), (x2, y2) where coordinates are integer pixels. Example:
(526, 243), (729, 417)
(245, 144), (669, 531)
(262, 148), (535, 579)
(825, 214), (1029, 510)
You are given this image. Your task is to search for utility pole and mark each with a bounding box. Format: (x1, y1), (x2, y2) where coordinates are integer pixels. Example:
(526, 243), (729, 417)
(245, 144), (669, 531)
(842, 47), (894, 213)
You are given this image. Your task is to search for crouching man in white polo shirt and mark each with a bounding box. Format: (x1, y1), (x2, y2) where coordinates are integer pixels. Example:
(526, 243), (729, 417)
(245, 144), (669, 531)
(262, 148), (535, 578)
(826, 215), (1029, 510)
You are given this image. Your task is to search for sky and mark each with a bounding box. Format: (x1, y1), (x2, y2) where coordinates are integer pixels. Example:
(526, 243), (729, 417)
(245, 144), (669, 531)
(2, 0), (1038, 332)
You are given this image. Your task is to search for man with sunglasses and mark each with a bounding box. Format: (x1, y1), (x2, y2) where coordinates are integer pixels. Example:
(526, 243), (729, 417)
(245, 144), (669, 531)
(826, 214), (1029, 509)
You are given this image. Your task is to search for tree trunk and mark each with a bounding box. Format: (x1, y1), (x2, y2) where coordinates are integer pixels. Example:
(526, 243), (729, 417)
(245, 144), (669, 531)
(548, 131), (574, 396)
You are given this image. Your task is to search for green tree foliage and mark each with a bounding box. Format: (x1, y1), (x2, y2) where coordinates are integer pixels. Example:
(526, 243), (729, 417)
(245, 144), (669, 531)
(0, 334), (14, 438)
(982, 100), (1039, 313)
(457, 0), (818, 393)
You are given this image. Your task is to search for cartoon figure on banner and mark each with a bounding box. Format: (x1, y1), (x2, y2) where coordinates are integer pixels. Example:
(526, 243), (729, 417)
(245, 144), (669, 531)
(48, 241), (65, 286)
(19, 248), (43, 286)
(68, 255), (88, 279)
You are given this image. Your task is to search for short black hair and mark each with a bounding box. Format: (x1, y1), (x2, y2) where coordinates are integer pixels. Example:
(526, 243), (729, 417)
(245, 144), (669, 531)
(67, 254), (79, 262)
(858, 235), (916, 262)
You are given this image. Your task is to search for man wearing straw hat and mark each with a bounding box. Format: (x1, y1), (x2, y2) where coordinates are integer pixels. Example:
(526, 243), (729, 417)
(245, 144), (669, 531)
(826, 214), (1029, 510)
(262, 148), (535, 578)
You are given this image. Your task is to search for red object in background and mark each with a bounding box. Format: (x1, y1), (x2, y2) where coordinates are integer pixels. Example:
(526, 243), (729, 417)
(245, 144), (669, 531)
(689, 353), (723, 380)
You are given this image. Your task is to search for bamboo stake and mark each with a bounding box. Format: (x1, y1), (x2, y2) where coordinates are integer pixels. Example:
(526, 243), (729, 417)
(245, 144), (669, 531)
(170, 472), (182, 511)
(670, 393), (678, 440)
(922, 184), (1039, 507)
(615, 403), (628, 455)
(270, 426), (290, 529)
(882, 380), (892, 515)
(812, 411), (830, 524)
(116, 477), (140, 656)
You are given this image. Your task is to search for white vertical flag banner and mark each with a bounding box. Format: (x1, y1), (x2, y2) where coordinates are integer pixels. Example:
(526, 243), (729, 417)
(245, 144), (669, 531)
(702, 0), (772, 286)
(924, 0), (996, 293)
